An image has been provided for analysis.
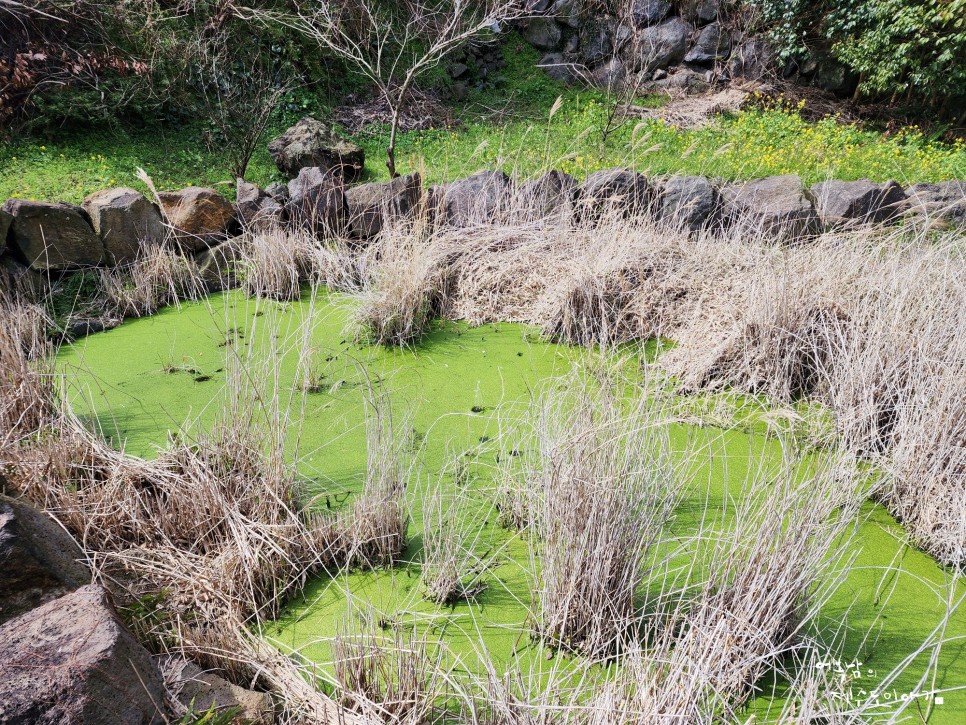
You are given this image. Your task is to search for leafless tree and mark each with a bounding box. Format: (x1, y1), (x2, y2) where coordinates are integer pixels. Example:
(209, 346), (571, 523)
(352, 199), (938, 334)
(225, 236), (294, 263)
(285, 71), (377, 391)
(239, 0), (528, 178)
(187, 31), (292, 179)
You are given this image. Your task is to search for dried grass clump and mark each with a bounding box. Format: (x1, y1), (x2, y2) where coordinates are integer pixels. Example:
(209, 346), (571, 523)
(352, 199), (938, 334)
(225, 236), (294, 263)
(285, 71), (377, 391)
(420, 486), (492, 605)
(99, 244), (203, 318)
(332, 614), (443, 723)
(236, 226), (310, 301)
(526, 380), (681, 658)
(0, 299), (54, 448)
(328, 391), (410, 569)
(349, 229), (451, 346)
(639, 460), (864, 719)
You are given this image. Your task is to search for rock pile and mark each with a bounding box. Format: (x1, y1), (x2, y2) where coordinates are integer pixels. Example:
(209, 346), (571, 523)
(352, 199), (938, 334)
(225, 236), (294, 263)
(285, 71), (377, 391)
(522, 1), (856, 95)
(0, 493), (275, 723)
(1, 115), (961, 295)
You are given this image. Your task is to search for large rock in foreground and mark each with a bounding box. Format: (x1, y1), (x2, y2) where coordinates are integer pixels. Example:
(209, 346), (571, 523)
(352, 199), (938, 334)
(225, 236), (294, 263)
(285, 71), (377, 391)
(3, 199), (103, 271)
(287, 166), (347, 236)
(82, 187), (166, 265)
(157, 187), (235, 252)
(429, 171), (511, 228)
(0, 495), (89, 625)
(810, 179), (907, 226)
(345, 172), (423, 240)
(268, 117), (365, 182)
(722, 174), (818, 239)
(0, 584), (166, 724)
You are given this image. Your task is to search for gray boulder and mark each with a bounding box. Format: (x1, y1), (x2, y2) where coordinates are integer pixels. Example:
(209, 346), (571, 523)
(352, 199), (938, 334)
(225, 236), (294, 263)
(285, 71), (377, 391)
(163, 657), (274, 723)
(345, 172), (423, 240)
(82, 187), (166, 265)
(0, 495), (89, 625)
(1, 205), (12, 245)
(727, 39), (775, 81)
(265, 182), (290, 202)
(810, 179), (907, 226)
(684, 22), (730, 64)
(268, 116), (365, 182)
(286, 166), (346, 236)
(235, 179), (268, 228)
(650, 66), (713, 93)
(658, 175), (719, 231)
(590, 57), (627, 89)
(515, 170), (579, 221)
(256, 197), (288, 232)
(538, 53), (578, 83)
(235, 180), (287, 233)
(0, 584), (166, 724)
(630, 0), (672, 28)
(721, 174), (819, 239)
(552, 0), (581, 29)
(429, 171), (511, 228)
(157, 187), (236, 252)
(3, 199), (103, 271)
(580, 168), (651, 218)
(195, 241), (241, 292)
(905, 181), (966, 226)
(526, 18), (562, 51)
(580, 19), (613, 67)
(679, 0), (720, 25)
(629, 17), (692, 74)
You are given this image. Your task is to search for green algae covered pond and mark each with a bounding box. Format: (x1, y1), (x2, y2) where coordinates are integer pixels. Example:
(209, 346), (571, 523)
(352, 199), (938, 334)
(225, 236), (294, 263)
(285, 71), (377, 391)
(58, 290), (966, 722)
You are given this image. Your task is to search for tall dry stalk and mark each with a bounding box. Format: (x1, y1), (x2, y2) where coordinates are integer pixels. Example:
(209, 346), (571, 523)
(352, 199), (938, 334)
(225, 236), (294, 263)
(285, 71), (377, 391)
(523, 378), (682, 658)
(420, 484), (493, 605)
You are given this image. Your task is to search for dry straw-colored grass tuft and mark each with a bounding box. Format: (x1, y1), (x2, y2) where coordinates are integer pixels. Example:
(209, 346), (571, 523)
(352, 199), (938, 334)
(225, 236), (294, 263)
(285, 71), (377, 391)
(517, 377), (682, 658)
(332, 611), (445, 723)
(99, 244), (204, 318)
(348, 223), (451, 346)
(420, 484), (493, 605)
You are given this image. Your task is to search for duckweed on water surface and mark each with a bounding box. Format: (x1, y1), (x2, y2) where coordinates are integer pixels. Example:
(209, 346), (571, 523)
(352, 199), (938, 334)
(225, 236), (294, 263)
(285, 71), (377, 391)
(59, 290), (966, 722)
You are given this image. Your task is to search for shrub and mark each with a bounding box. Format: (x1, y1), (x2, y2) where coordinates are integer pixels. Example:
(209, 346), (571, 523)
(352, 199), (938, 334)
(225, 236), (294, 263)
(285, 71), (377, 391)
(751, 0), (966, 114)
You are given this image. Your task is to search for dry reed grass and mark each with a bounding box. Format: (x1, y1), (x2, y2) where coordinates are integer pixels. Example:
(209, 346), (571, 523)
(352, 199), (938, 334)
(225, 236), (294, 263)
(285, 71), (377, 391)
(98, 244), (204, 318)
(347, 225), (451, 346)
(515, 376), (682, 658)
(331, 611), (444, 723)
(420, 484), (493, 605)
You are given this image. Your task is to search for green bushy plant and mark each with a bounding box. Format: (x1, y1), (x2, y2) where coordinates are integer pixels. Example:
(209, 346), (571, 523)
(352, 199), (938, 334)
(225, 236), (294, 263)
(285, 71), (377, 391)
(750, 0), (966, 115)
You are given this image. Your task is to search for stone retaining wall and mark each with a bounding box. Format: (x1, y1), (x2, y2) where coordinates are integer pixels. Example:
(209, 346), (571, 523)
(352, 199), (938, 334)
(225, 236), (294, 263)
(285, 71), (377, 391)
(2, 170), (962, 276)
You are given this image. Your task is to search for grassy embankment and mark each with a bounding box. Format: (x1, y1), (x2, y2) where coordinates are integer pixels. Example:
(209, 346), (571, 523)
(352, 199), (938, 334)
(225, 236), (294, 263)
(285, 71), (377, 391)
(2, 38), (964, 204)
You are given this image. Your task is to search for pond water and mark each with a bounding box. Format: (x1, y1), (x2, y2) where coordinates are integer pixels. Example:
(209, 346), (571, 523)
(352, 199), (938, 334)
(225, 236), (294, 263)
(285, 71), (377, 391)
(59, 289), (966, 722)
